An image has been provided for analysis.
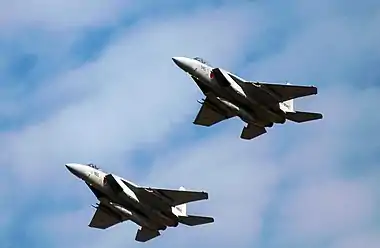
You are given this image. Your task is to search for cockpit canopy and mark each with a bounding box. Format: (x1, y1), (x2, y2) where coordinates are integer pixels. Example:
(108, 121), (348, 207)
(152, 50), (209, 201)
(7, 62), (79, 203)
(87, 163), (100, 170)
(193, 57), (211, 66)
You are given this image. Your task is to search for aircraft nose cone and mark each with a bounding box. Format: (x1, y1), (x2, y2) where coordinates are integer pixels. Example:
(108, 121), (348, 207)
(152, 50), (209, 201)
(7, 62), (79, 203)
(172, 57), (183, 67)
(172, 56), (181, 64)
(65, 163), (87, 179)
(172, 57), (193, 72)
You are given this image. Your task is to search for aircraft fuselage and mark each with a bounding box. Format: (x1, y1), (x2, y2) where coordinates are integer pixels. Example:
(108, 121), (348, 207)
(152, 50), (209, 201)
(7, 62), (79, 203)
(172, 57), (286, 127)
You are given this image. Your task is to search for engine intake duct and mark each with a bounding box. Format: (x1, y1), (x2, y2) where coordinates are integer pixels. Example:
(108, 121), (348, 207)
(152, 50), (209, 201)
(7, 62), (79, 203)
(212, 68), (230, 87)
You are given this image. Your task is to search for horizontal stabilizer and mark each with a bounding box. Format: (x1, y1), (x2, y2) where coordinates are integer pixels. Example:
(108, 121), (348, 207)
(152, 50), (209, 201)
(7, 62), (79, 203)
(240, 124), (267, 140)
(285, 111), (323, 123)
(135, 228), (160, 242)
(178, 215), (215, 226)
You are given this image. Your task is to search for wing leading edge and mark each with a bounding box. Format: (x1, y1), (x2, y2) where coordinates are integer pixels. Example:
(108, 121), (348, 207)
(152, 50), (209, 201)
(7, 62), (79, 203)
(145, 187), (209, 206)
(227, 72), (318, 103)
(256, 82), (318, 102)
(121, 179), (209, 207)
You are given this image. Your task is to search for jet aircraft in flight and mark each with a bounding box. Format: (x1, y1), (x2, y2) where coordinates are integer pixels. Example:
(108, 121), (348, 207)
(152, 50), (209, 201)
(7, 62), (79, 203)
(66, 163), (214, 242)
(172, 56), (323, 140)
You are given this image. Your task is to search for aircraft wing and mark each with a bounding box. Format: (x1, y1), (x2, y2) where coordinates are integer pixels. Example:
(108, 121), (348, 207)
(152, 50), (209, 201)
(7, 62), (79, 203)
(120, 178), (208, 207)
(135, 228), (160, 242)
(227, 72), (318, 103)
(193, 97), (234, 126)
(253, 82), (318, 102)
(88, 203), (122, 229)
(145, 187), (209, 206)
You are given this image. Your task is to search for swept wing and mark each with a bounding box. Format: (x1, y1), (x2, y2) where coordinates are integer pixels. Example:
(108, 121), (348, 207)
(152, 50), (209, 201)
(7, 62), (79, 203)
(121, 179), (209, 207)
(144, 187), (209, 206)
(251, 82), (318, 102)
(227, 72), (318, 103)
(89, 202), (122, 229)
(193, 97), (235, 127)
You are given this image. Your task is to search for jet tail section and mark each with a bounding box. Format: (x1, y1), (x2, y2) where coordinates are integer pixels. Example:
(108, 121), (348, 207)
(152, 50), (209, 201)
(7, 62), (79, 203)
(279, 83), (295, 113)
(178, 215), (215, 226)
(280, 99), (294, 113)
(279, 82), (322, 122)
(285, 111), (323, 123)
(171, 187), (214, 226)
(172, 186), (187, 216)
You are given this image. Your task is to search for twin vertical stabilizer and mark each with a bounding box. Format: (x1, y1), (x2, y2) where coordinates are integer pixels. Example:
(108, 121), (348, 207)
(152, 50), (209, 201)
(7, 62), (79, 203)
(279, 83), (323, 123)
(172, 186), (214, 226)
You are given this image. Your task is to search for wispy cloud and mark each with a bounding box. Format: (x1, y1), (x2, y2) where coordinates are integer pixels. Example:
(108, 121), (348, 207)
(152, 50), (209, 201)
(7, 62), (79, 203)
(0, 0), (132, 30)
(0, 0), (379, 248)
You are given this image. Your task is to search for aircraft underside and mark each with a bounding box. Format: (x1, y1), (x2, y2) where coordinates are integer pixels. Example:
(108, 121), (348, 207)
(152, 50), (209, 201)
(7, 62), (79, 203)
(87, 183), (173, 230)
(191, 76), (286, 127)
(209, 93), (285, 126)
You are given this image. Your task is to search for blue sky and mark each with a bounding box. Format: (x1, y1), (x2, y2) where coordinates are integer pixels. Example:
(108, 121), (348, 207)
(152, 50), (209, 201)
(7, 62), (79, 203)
(0, 0), (379, 247)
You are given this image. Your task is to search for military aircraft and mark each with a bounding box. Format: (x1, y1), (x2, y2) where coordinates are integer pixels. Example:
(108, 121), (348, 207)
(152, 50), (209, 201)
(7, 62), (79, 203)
(172, 56), (323, 140)
(65, 163), (214, 242)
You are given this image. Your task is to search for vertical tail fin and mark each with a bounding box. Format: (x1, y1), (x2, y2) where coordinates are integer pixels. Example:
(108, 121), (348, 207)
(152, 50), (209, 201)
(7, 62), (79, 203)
(172, 186), (187, 216)
(172, 186), (215, 226)
(279, 82), (295, 113)
(280, 98), (294, 112)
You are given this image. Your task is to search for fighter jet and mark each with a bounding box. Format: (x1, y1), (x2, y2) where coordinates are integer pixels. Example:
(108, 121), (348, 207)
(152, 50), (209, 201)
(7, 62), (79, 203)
(172, 56), (323, 140)
(65, 163), (214, 242)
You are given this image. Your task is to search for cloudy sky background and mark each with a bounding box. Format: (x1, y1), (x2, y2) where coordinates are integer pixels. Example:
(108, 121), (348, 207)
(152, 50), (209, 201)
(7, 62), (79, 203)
(0, 0), (379, 247)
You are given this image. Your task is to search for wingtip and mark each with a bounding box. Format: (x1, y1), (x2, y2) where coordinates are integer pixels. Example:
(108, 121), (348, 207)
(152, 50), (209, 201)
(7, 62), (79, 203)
(204, 192), (209, 199)
(314, 86), (318, 94)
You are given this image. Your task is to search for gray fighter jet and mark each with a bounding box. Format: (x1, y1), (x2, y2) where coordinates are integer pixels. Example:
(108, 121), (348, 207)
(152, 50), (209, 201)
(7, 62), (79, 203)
(66, 163), (214, 242)
(172, 56), (323, 140)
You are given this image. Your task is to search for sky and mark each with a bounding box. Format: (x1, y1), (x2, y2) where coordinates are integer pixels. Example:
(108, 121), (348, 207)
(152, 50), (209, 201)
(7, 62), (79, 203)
(0, 0), (379, 247)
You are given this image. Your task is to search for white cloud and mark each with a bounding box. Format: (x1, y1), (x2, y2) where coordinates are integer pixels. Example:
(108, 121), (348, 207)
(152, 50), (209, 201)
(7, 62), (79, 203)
(145, 132), (280, 245)
(0, 0), (256, 31)
(32, 127), (280, 248)
(1, 1), (380, 248)
(275, 179), (375, 243)
(0, 0), (132, 30)
(0, 5), (257, 246)
(330, 231), (380, 248)
(242, 1), (380, 84)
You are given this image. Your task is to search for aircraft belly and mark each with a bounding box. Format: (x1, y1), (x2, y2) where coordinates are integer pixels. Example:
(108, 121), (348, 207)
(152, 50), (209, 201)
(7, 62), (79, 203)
(150, 211), (178, 228)
(212, 93), (267, 125)
(228, 95), (285, 125)
(108, 196), (167, 230)
(121, 193), (176, 229)
(217, 83), (286, 123)
(140, 202), (178, 227)
(105, 187), (178, 229)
